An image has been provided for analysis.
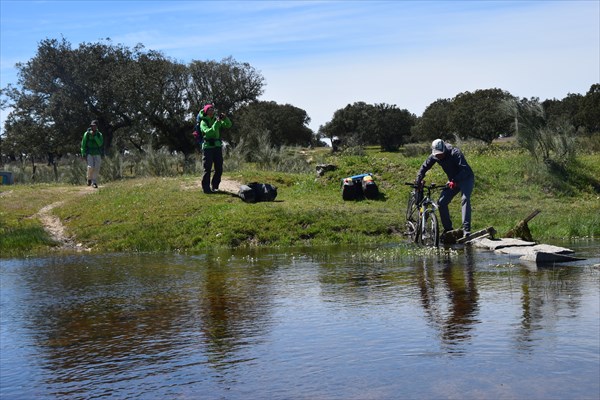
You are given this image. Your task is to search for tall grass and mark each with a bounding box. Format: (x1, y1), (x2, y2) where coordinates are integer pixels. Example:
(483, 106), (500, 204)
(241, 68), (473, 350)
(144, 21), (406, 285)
(0, 138), (317, 185)
(2, 140), (598, 256)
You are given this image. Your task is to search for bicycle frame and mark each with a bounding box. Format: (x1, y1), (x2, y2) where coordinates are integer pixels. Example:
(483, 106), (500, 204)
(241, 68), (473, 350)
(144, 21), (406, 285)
(404, 182), (443, 247)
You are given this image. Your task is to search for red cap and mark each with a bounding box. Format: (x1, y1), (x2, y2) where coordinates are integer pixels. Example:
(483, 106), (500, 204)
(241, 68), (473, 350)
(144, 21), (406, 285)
(203, 104), (214, 114)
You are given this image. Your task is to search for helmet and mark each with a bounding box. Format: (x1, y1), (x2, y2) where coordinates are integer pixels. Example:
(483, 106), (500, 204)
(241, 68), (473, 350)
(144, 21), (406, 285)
(431, 139), (445, 155)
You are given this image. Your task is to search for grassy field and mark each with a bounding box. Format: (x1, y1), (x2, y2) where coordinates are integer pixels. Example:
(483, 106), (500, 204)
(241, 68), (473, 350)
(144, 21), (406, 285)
(1, 144), (599, 257)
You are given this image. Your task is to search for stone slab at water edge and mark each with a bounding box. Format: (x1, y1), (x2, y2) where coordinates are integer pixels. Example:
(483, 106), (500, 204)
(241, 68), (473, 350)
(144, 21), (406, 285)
(472, 238), (585, 263)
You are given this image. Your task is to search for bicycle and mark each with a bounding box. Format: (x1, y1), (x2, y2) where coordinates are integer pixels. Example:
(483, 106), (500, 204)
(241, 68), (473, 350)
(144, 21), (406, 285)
(404, 182), (445, 247)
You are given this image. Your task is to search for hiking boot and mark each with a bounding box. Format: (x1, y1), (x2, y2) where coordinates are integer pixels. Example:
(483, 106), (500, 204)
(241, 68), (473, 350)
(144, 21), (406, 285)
(87, 180), (92, 186)
(92, 183), (98, 188)
(462, 231), (471, 239)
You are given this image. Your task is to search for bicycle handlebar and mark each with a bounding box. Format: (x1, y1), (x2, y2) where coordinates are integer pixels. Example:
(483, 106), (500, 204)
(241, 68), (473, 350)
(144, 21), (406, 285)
(404, 182), (445, 189)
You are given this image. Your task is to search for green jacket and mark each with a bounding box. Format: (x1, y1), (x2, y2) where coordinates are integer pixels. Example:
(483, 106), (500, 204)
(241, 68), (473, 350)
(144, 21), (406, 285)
(198, 111), (232, 150)
(81, 128), (104, 156)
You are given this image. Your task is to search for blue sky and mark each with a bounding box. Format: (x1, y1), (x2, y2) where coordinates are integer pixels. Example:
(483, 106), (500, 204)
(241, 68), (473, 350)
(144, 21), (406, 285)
(1, 0), (599, 132)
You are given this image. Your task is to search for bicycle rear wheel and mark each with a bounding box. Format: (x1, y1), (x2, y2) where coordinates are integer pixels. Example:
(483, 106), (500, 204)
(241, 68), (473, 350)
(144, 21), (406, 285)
(405, 220), (418, 242)
(405, 192), (418, 221)
(419, 210), (439, 247)
(405, 192), (419, 242)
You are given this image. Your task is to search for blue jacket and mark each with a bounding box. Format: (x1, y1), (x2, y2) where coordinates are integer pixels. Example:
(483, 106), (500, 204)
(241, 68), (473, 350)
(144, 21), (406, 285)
(416, 143), (474, 184)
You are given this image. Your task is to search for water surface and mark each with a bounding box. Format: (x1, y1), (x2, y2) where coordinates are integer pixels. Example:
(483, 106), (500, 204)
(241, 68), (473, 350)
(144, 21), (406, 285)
(1, 241), (599, 399)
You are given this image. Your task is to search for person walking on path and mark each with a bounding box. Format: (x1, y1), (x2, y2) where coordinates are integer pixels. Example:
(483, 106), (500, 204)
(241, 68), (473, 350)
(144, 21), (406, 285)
(415, 139), (475, 238)
(80, 120), (104, 188)
(197, 104), (232, 194)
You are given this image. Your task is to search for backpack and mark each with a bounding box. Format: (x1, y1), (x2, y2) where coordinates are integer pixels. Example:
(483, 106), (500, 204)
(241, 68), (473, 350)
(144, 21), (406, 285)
(342, 177), (361, 200)
(341, 173), (376, 201)
(361, 175), (379, 199)
(192, 124), (203, 147)
(238, 182), (278, 203)
(238, 185), (257, 203)
(193, 112), (210, 147)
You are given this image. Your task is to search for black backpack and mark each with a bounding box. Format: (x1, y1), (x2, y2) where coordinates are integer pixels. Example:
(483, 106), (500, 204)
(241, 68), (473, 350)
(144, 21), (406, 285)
(238, 182), (278, 203)
(361, 176), (379, 199)
(342, 177), (362, 200)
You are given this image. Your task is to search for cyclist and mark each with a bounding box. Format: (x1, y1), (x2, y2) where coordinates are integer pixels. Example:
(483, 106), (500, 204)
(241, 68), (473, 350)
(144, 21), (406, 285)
(415, 139), (475, 239)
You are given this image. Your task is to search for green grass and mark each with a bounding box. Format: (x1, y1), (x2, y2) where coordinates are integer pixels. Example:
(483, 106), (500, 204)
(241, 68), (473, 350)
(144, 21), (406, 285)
(1, 146), (599, 257)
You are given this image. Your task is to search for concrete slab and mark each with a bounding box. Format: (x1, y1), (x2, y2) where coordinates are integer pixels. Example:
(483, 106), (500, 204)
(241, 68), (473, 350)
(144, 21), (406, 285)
(494, 244), (575, 256)
(471, 238), (581, 263)
(519, 252), (585, 263)
(473, 238), (536, 250)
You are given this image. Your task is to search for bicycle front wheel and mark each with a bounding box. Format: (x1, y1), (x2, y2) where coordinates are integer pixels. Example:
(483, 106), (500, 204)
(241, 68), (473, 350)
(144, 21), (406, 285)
(419, 210), (439, 247)
(405, 192), (418, 221)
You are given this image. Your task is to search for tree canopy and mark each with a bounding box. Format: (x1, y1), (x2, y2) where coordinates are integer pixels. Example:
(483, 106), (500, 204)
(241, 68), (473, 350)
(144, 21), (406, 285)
(231, 101), (313, 149)
(319, 102), (415, 151)
(0, 37), (597, 161)
(0, 38), (268, 162)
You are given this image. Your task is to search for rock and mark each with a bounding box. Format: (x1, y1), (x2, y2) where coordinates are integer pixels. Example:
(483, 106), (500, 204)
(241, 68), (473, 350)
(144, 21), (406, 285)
(472, 238), (584, 263)
(316, 164), (336, 176)
(473, 238), (536, 250)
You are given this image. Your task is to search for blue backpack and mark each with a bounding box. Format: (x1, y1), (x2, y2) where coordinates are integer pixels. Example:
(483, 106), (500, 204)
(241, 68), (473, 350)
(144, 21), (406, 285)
(193, 113), (207, 147)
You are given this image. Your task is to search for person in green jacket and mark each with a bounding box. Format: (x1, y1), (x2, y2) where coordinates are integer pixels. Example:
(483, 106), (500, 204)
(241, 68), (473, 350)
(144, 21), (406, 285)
(80, 120), (104, 188)
(197, 104), (232, 193)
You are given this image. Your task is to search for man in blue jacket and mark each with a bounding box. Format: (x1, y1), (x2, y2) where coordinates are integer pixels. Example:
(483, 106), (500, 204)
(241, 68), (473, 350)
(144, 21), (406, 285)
(415, 139), (475, 238)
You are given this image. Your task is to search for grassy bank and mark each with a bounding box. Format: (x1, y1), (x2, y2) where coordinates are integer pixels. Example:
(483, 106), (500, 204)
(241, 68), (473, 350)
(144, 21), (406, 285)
(1, 145), (599, 257)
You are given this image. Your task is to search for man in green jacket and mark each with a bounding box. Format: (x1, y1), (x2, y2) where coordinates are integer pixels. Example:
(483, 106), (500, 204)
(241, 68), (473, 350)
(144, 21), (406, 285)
(80, 120), (104, 188)
(198, 104), (232, 193)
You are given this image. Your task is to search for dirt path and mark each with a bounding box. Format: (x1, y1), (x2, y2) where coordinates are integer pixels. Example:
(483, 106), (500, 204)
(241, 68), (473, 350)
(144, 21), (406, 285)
(34, 187), (93, 252)
(181, 177), (242, 195)
(37, 178), (242, 251)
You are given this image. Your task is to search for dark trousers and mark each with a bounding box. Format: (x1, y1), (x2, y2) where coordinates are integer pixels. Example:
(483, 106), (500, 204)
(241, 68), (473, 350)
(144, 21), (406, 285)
(438, 177), (475, 233)
(202, 147), (223, 192)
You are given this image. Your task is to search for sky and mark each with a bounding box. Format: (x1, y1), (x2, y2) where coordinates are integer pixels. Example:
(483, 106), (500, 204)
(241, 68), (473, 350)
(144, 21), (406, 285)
(1, 0), (599, 133)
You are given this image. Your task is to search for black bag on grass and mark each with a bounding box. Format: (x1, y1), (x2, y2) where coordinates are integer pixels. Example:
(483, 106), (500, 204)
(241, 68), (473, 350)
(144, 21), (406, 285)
(341, 173), (377, 201)
(238, 182), (278, 203)
(361, 175), (379, 199)
(238, 184), (257, 203)
(342, 177), (362, 200)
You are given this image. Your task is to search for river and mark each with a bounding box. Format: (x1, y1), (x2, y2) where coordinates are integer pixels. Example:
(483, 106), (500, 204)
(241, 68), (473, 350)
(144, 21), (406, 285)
(1, 240), (599, 399)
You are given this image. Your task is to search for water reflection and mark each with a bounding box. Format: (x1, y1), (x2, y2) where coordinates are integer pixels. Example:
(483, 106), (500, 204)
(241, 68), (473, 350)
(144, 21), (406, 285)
(515, 265), (589, 354)
(1, 243), (599, 400)
(197, 255), (274, 369)
(414, 246), (479, 354)
(8, 253), (279, 395)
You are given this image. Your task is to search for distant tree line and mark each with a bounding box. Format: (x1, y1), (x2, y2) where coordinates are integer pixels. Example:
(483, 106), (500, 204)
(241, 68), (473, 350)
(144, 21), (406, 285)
(1, 38), (598, 165)
(0, 38), (313, 167)
(321, 85), (599, 151)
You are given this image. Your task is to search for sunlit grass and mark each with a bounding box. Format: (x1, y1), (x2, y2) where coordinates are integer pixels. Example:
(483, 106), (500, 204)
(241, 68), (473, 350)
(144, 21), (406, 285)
(1, 145), (599, 257)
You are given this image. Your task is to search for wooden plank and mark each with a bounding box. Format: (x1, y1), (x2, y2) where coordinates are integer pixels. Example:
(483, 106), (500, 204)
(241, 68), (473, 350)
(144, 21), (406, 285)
(457, 226), (496, 244)
(523, 209), (541, 224)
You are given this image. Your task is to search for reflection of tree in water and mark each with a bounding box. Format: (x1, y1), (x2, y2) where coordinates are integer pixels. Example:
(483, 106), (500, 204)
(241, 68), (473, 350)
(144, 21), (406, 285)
(514, 266), (585, 353)
(198, 257), (275, 368)
(415, 246), (480, 354)
(24, 253), (275, 392)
